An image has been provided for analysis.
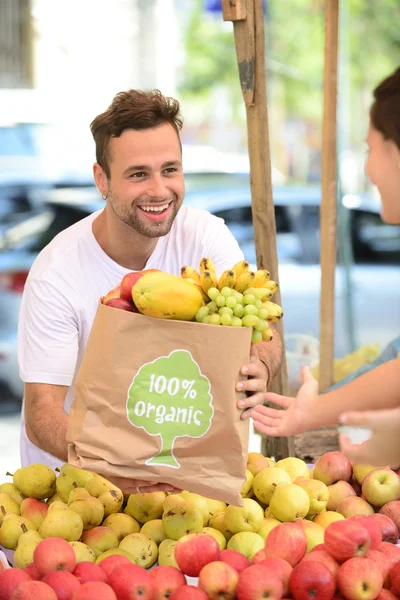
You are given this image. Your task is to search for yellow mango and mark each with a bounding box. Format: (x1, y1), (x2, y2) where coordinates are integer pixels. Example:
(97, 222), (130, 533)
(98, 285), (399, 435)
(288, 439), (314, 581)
(132, 271), (204, 321)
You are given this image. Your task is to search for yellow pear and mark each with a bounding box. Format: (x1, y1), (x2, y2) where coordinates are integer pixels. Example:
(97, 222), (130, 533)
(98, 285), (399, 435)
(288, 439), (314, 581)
(68, 496), (104, 530)
(47, 492), (64, 505)
(20, 498), (49, 530)
(313, 510), (345, 528)
(158, 539), (179, 568)
(275, 457), (310, 482)
(140, 519), (167, 545)
(269, 483), (310, 522)
(352, 464), (380, 485)
(69, 541), (96, 563)
(200, 527), (227, 550)
(209, 512), (233, 542)
(48, 501), (69, 513)
(125, 491), (165, 524)
(102, 513), (140, 541)
(297, 519), (325, 552)
(85, 475), (123, 517)
(206, 498), (227, 519)
(247, 452), (270, 477)
(81, 526), (119, 558)
(0, 492), (20, 525)
(95, 548), (135, 565)
(223, 498), (264, 534)
(68, 488), (91, 502)
(13, 530), (43, 569)
(0, 515), (35, 549)
(294, 477), (329, 516)
(240, 470), (255, 498)
(10, 464), (56, 500)
(256, 517), (281, 542)
(56, 464), (94, 503)
(119, 533), (158, 568)
(179, 491), (210, 526)
(39, 507), (83, 541)
(227, 531), (264, 560)
(0, 484), (25, 507)
(253, 467), (291, 505)
(163, 494), (185, 514)
(162, 498), (203, 540)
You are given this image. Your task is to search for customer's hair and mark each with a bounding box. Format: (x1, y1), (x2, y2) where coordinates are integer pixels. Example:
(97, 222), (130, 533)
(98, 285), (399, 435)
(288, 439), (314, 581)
(370, 67), (400, 150)
(90, 89), (183, 178)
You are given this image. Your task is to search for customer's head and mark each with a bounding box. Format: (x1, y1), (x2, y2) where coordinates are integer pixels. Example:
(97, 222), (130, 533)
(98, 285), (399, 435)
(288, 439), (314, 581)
(366, 67), (400, 224)
(91, 89), (185, 239)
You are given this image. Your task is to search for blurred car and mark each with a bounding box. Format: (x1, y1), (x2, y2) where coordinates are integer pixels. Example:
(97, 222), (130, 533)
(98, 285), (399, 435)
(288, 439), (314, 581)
(0, 171), (399, 408)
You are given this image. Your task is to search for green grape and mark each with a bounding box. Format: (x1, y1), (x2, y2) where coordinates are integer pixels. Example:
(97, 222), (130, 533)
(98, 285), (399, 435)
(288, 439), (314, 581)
(202, 316), (211, 324)
(225, 296), (237, 309)
(207, 301), (218, 314)
(221, 286), (233, 298)
(255, 299), (262, 309)
(216, 295), (226, 307)
(243, 294), (256, 305)
(220, 314), (232, 326)
(195, 306), (210, 322)
(243, 304), (259, 316)
(207, 287), (220, 301)
(231, 316), (243, 327)
(233, 304), (244, 318)
(251, 329), (263, 344)
(219, 306), (233, 317)
(255, 319), (269, 332)
(233, 291), (244, 303)
(243, 287), (256, 295)
(258, 308), (269, 320)
(242, 315), (260, 328)
(209, 314), (221, 325)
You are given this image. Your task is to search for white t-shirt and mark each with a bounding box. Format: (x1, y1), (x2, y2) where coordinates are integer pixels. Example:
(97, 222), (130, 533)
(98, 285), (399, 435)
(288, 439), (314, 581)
(18, 205), (244, 469)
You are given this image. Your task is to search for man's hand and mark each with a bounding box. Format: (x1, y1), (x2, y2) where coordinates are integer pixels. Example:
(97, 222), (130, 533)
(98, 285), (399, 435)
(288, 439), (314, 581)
(236, 344), (269, 419)
(106, 475), (182, 495)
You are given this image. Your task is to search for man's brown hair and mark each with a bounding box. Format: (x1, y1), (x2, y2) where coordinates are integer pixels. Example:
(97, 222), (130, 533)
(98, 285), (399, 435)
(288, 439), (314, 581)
(90, 89), (183, 178)
(370, 67), (400, 151)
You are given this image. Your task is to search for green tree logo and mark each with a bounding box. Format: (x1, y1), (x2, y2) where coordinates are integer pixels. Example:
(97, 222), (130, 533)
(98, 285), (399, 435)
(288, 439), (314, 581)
(126, 350), (213, 468)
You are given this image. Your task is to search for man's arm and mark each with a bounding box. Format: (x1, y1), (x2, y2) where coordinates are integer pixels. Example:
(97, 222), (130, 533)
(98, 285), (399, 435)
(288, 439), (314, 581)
(24, 383), (70, 462)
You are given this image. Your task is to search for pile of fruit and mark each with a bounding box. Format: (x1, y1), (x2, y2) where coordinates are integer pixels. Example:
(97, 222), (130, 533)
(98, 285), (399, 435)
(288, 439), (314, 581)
(102, 258), (283, 344)
(0, 451), (399, 598)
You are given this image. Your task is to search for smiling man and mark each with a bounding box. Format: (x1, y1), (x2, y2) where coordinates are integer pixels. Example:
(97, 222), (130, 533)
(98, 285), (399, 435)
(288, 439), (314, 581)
(17, 89), (282, 493)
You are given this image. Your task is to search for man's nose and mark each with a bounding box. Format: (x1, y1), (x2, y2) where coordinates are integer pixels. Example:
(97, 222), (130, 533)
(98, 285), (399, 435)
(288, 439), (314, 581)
(146, 174), (167, 199)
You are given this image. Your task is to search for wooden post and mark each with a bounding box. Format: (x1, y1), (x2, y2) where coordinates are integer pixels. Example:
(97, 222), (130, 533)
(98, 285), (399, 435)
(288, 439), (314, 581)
(222, 0), (293, 460)
(319, 0), (339, 393)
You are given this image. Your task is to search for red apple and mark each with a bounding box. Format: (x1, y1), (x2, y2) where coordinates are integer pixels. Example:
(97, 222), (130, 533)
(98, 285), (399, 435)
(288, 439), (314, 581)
(41, 571), (81, 600)
(97, 555), (133, 578)
(174, 533), (220, 577)
(169, 587), (208, 600)
(73, 562), (108, 584)
(219, 549), (250, 573)
(324, 520), (371, 562)
(198, 561), (238, 600)
(251, 549), (266, 564)
(313, 452), (352, 485)
(350, 476), (363, 497)
(0, 569), (32, 600)
(337, 557), (383, 600)
(300, 550), (340, 579)
(103, 285), (121, 304)
(104, 297), (136, 312)
(378, 542), (400, 570)
(289, 560), (336, 600)
(264, 522), (307, 567)
(9, 581), (57, 599)
(120, 272), (144, 302)
(107, 564), (153, 600)
(33, 538), (76, 577)
(236, 563), (283, 600)
(71, 581), (117, 600)
(370, 514), (399, 544)
(390, 560), (400, 595)
(336, 496), (374, 518)
(375, 590), (398, 599)
(326, 480), (356, 511)
(310, 544), (327, 553)
(23, 563), (40, 580)
(149, 565), (186, 600)
(365, 550), (392, 589)
(379, 501), (400, 532)
(347, 515), (382, 550)
(258, 557), (293, 597)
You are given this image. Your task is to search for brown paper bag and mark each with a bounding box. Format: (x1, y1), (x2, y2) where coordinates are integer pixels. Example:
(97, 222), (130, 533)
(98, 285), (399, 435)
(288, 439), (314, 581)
(67, 302), (252, 505)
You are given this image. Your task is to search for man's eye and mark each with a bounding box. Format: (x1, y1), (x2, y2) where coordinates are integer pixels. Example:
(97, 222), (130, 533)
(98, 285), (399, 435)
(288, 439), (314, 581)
(130, 172), (146, 178)
(164, 168), (177, 174)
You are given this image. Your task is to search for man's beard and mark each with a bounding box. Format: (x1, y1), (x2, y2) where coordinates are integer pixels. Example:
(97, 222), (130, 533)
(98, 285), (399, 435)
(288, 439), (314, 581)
(108, 190), (180, 238)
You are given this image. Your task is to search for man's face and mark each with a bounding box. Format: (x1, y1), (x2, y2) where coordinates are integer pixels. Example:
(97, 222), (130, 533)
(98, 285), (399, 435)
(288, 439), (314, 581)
(100, 123), (185, 238)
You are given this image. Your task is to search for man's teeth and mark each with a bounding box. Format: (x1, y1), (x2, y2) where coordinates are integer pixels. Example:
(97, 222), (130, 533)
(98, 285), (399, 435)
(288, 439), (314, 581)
(140, 204), (169, 213)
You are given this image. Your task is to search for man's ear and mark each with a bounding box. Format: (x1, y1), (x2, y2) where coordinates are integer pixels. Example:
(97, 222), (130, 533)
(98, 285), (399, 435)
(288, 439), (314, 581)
(93, 163), (108, 197)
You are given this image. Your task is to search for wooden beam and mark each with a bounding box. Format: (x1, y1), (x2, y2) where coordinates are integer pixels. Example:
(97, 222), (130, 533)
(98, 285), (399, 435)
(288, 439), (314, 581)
(319, 0), (339, 393)
(222, 0), (247, 22)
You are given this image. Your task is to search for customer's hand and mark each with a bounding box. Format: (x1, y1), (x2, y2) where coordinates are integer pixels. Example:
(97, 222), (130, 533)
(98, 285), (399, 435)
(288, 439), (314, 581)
(106, 475), (182, 495)
(236, 344), (269, 419)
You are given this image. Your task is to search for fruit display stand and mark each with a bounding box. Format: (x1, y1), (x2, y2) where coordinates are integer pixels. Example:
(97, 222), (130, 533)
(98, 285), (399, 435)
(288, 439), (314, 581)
(223, 0), (342, 462)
